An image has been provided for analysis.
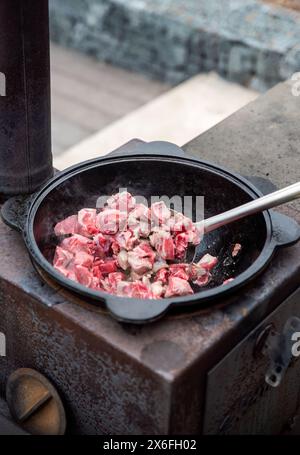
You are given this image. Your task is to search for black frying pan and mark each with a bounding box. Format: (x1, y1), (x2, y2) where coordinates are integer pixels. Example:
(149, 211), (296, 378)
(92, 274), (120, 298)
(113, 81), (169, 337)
(2, 141), (300, 323)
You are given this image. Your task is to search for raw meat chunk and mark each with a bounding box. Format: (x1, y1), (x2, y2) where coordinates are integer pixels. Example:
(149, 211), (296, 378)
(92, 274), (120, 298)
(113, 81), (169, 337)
(61, 234), (93, 254)
(151, 201), (171, 225)
(54, 215), (79, 236)
(165, 277), (194, 298)
(106, 191), (136, 211)
(150, 231), (175, 260)
(78, 208), (98, 236)
(197, 253), (218, 270)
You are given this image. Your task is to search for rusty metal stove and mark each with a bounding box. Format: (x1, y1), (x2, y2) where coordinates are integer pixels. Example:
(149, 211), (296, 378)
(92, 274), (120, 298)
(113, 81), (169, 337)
(0, 0), (300, 436)
(0, 182), (300, 434)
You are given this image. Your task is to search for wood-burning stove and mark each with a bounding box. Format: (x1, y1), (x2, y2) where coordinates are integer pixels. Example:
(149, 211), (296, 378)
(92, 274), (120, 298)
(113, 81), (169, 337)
(0, 0), (299, 436)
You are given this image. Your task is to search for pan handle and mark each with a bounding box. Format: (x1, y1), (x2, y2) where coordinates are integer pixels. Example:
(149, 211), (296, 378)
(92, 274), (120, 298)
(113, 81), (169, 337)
(1, 194), (34, 233)
(105, 296), (171, 324)
(270, 210), (300, 247)
(107, 140), (186, 159)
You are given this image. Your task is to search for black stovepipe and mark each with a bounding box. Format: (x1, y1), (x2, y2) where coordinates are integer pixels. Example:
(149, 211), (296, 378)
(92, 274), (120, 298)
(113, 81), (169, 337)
(0, 0), (53, 195)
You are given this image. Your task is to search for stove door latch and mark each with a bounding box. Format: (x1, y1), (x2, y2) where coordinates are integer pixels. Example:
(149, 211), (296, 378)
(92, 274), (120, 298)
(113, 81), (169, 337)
(257, 317), (300, 388)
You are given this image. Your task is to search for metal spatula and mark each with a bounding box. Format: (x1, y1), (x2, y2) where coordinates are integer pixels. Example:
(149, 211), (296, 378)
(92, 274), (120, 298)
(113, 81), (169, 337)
(189, 181), (300, 263)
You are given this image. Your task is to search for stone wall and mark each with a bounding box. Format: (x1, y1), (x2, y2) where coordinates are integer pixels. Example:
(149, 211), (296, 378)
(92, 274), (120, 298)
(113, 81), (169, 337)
(49, 0), (300, 89)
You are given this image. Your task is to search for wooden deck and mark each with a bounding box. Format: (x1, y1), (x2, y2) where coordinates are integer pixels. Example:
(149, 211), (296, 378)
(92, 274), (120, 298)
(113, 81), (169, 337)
(50, 44), (170, 156)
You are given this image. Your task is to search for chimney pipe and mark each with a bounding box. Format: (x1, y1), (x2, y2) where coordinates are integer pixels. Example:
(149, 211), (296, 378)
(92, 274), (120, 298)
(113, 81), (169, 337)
(0, 0), (53, 195)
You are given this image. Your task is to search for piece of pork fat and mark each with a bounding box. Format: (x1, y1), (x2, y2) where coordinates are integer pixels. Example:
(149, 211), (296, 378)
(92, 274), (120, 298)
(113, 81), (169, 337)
(165, 277), (194, 298)
(232, 243), (242, 257)
(117, 250), (129, 270)
(151, 281), (165, 299)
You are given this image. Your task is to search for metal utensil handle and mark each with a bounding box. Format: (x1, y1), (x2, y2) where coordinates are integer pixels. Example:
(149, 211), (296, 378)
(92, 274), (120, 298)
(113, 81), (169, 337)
(199, 182), (300, 234)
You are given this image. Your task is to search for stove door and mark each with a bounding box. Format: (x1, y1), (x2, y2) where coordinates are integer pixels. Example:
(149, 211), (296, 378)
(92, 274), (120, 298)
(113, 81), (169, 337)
(203, 287), (300, 434)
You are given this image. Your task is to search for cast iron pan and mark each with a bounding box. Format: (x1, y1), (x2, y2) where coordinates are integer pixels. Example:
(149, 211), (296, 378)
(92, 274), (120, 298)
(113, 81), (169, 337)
(2, 141), (300, 323)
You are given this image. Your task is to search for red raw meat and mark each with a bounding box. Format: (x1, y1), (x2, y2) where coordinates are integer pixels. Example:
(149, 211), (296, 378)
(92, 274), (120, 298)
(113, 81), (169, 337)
(97, 259), (117, 276)
(53, 191), (230, 300)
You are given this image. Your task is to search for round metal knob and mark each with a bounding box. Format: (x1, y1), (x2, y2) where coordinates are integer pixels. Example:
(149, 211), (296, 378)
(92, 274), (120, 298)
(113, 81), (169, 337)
(6, 368), (66, 435)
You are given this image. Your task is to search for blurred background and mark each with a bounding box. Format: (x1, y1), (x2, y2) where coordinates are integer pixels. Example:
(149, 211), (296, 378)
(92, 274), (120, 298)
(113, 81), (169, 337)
(48, 0), (300, 169)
